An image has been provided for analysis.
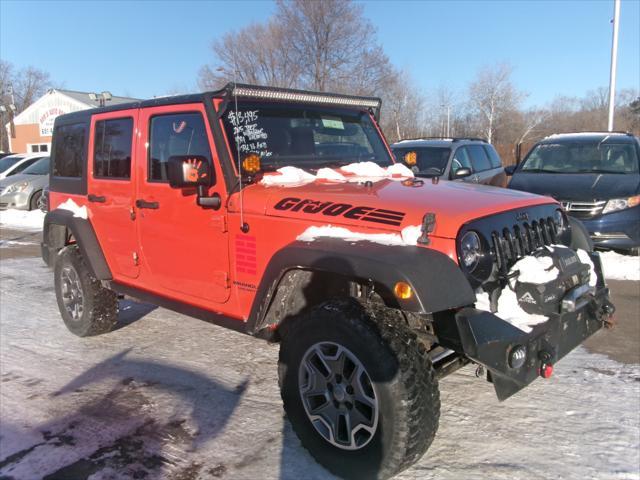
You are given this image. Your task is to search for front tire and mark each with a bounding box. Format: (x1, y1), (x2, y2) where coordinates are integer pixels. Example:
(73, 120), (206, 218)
(29, 190), (42, 211)
(278, 298), (440, 479)
(54, 245), (118, 336)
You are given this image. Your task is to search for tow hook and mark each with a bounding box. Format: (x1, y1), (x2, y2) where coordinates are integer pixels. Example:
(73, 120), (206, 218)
(599, 300), (616, 329)
(538, 350), (554, 379)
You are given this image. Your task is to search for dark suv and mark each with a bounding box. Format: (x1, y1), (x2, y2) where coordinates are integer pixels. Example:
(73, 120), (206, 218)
(507, 132), (640, 254)
(391, 138), (506, 186)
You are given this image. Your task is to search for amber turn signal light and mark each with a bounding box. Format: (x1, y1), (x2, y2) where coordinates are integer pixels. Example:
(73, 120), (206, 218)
(394, 281), (413, 300)
(242, 154), (261, 174)
(403, 151), (417, 166)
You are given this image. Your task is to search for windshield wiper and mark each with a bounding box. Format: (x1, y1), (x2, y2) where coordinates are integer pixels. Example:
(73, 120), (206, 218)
(574, 169), (627, 174)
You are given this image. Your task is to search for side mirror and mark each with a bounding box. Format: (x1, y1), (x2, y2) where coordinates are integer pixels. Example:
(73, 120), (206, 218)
(504, 165), (517, 176)
(168, 155), (212, 189)
(453, 167), (472, 179)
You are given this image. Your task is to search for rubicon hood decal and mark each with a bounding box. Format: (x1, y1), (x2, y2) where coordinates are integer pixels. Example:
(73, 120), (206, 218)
(274, 197), (405, 226)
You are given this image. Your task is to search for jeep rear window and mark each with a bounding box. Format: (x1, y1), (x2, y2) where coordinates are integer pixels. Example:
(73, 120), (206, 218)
(392, 147), (450, 175)
(221, 103), (392, 171)
(52, 123), (86, 178)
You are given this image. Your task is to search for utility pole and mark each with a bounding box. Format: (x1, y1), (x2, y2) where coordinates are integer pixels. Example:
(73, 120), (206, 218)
(607, 0), (621, 132)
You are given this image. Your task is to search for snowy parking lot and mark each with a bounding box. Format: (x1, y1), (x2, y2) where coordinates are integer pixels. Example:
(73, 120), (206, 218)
(1, 218), (639, 480)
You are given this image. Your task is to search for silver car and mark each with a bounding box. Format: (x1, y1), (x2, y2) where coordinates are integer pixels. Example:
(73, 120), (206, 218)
(0, 156), (49, 211)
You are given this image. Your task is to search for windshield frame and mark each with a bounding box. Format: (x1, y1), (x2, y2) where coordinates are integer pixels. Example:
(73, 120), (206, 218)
(220, 101), (393, 173)
(519, 141), (640, 174)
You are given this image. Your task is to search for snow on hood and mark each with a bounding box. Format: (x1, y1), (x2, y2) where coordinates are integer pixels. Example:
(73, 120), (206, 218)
(297, 224), (422, 246)
(259, 162), (414, 187)
(57, 198), (88, 219)
(245, 173), (553, 239)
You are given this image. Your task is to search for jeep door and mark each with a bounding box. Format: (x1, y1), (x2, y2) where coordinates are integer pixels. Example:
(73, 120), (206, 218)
(135, 104), (230, 304)
(87, 110), (139, 278)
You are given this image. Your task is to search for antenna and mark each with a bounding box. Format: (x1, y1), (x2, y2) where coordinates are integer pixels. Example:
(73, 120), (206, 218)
(230, 51), (249, 233)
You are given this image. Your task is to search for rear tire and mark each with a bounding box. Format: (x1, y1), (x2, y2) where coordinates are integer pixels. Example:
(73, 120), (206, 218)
(278, 298), (440, 479)
(54, 245), (118, 336)
(29, 190), (42, 211)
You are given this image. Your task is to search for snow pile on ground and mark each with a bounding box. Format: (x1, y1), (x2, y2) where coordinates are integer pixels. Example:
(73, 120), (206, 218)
(0, 209), (45, 231)
(297, 224), (422, 246)
(260, 162), (414, 187)
(57, 199), (88, 219)
(599, 251), (640, 281)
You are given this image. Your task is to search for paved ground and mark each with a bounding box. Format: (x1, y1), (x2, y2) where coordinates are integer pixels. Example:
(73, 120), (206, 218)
(0, 236), (638, 480)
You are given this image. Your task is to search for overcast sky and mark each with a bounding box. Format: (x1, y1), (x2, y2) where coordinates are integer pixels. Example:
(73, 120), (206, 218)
(1, 0), (638, 107)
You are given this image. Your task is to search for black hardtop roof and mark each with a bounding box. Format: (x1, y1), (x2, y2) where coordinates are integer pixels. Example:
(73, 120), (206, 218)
(54, 83), (382, 125)
(539, 132), (638, 144)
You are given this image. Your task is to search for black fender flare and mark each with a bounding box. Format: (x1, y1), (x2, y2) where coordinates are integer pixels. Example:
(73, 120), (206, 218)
(568, 216), (594, 252)
(42, 209), (112, 280)
(247, 238), (475, 333)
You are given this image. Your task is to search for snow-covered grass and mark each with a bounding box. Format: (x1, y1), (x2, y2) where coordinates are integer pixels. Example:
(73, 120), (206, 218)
(600, 250), (640, 281)
(0, 209), (45, 231)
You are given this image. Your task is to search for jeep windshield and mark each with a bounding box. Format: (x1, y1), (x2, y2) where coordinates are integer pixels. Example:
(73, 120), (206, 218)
(221, 102), (392, 171)
(521, 142), (639, 174)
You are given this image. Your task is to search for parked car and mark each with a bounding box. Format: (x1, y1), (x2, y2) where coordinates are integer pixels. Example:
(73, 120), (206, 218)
(0, 153), (46, 179)
(391, 138), (507, 186)
(0, 156), (50, 210)
(0, 152), (15, 160)
(40, 84), (615, 479)
(507, 132), (640, 254)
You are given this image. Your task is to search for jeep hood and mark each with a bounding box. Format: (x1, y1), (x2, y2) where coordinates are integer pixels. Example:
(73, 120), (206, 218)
(235, 178), (555, 239)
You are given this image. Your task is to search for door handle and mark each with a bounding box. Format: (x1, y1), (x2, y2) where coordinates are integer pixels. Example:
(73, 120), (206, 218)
(135, 199), (159, 209)
(88, 194), (106, 203)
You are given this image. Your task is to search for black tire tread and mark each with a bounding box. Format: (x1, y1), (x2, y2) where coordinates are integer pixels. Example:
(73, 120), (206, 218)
(55, 245), (118, 337)
(279, 298), (440, 479)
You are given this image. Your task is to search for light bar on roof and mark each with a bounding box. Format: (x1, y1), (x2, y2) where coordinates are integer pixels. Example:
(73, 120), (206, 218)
(231, 85), (381, 110)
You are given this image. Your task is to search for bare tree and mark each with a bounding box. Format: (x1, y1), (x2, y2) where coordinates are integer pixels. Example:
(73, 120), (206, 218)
(0, 61), (52, 152)
(468, 63), (523, 144)
(199, 19), (301, 90)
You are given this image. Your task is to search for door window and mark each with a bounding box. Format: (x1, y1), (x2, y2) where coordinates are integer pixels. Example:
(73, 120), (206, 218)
(10, 157), (40, 175)
(451, 147), (473, 175)
(467, 145), (492, 172)
(483, 145), (502, 169)
(148, 112), (214, 183)
(94, 118), (133, 179)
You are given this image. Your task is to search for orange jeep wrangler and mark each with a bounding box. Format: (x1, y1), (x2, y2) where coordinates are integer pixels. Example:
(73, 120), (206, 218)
(42, 84), (614, 479)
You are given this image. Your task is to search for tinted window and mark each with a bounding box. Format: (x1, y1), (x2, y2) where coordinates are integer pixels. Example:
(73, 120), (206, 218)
(0, 156), (21, 173)
(23, 157), (50, 175)
(467, 145), (492, 172)
(483, 145), (502, 168)
(392, 147), (451, 174)
(53, 123), (86, 177)
(94, 118), (133, 179)
(522, 142), (639, 174)
(149, 113), (213, 182)
(451, 147), (473, 175)
(11, 157), (40, 174)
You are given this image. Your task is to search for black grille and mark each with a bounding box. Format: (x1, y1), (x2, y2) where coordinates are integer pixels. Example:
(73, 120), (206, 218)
(491, 216), (558, 273)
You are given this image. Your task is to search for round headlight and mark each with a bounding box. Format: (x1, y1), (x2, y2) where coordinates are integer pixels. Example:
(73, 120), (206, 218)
(553, 209), (565, 232)
(460, 231), (482, 271)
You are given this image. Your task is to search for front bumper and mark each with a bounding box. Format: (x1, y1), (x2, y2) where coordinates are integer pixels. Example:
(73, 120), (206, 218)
(0, 191), (31, 210)
(578, 206), (640, 250)
(435, 252), (615, 401)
